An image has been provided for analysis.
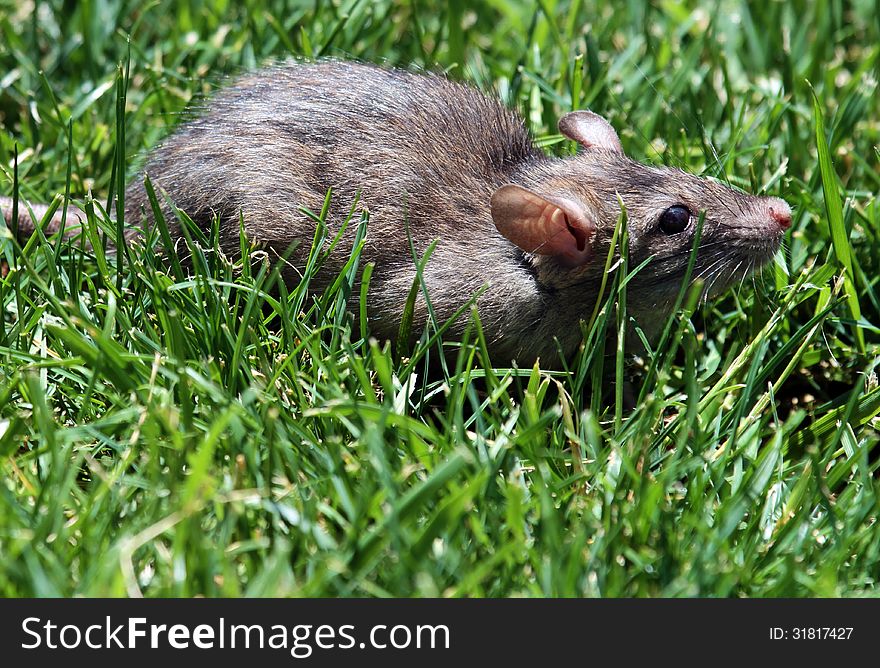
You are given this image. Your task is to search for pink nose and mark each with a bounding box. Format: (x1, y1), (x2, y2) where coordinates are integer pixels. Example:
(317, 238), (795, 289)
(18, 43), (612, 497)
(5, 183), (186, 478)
(767, 198), (792, 230)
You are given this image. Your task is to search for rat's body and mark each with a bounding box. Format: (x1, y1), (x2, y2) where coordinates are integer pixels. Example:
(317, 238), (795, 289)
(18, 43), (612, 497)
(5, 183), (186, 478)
(2, 61), (791, 365)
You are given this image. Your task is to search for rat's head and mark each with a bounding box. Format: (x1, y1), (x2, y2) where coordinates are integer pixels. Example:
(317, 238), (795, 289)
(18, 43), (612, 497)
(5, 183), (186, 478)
(491, 110), (791, 329)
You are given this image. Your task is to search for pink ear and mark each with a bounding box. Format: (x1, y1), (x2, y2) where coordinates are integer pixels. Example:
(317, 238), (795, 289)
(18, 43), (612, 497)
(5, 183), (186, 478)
(490, 185), (596, 266)
(558, 111), (623, 153)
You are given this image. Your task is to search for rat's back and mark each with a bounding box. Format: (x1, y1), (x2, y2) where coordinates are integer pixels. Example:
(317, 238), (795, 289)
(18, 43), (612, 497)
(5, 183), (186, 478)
(126, 61), (539, 251)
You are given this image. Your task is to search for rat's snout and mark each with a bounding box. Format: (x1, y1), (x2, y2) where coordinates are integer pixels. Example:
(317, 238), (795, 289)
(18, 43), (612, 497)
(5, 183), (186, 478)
(765, 197), (792, 230)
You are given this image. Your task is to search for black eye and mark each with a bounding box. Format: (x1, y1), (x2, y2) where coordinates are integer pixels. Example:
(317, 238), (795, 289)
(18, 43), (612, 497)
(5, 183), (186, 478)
(658, 205), (691, 234)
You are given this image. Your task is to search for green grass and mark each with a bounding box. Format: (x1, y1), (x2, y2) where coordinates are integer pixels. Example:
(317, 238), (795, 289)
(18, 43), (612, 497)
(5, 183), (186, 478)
(1, 0), (879, 597)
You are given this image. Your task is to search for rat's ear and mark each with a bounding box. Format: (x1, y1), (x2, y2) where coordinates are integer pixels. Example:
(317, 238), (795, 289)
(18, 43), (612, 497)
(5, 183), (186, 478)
(491, 184), (596, 266)
(558, 111), (623, 153)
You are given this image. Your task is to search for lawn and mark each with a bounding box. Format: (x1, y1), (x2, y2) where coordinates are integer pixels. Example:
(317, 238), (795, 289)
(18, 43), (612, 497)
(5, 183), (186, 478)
(1, 0), (879, 597)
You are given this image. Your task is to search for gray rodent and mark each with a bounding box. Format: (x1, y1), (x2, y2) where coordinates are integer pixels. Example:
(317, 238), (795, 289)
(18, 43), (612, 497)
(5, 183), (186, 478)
(2, 60), (791, 365)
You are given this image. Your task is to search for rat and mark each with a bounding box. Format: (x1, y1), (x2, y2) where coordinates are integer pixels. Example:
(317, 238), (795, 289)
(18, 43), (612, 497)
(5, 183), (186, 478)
(1, 60), (791, 365)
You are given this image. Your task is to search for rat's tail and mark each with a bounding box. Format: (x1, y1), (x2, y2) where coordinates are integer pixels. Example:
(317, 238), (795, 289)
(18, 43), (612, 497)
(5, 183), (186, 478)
(0, 196), (80, 277)
(0, 196), (105, 278)
(1, 195), (87, 239)
(0, 196), (148, 250)
(1, 195), (87, 242)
